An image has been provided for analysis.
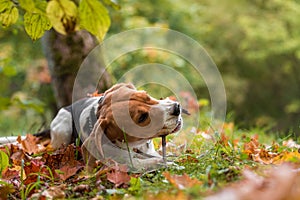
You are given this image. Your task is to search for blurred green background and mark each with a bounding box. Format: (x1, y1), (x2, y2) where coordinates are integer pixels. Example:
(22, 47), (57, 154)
(0, 0), (299, 135)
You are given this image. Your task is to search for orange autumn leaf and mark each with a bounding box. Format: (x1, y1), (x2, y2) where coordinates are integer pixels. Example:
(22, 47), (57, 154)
(58, 165), (83, 181)
(243, 135), (279, 164)
(222, 122), (234, 131)
(146, 190), (189, 200)
(1, 168), (19, 180)
(88, 90), (103, 97)
(273, 151), (300, 164)
(106, 163), (130, 186)
(107, 169), (131, 186)
(17, 134), (40, 154)
(243, 135), (260, 155)
(163, 172), (202, 189)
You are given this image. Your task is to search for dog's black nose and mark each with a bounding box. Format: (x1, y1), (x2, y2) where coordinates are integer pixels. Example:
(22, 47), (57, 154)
(171, 102), (181, 116)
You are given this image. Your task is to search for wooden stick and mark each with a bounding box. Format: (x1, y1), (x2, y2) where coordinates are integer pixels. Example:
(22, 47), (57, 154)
(162, 135), (167, 163)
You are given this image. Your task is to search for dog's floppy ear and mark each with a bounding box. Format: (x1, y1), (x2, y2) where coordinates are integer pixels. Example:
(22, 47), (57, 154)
(82, 118), (107, 170)
(103, 83), (136, 95)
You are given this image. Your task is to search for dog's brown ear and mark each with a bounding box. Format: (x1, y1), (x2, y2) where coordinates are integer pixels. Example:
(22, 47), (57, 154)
(104, 83), (136, 95)
(82, 119), (107, 170)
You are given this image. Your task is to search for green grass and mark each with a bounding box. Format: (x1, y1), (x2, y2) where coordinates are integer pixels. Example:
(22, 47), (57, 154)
(74, 125), (293, 199)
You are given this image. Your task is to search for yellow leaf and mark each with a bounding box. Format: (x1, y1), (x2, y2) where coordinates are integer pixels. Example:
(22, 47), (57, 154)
(19, 0), (35, 12)
(0, 3), (19, 27)
(46, 0), (78, 34)
(0, 0), (12, 13)
(24, 12), (52, 40)
(79, 0), (111, 41)
(273, 151), (300, 164)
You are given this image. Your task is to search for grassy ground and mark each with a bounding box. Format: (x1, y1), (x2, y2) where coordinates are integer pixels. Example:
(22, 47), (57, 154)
(0, 121), (300, 199)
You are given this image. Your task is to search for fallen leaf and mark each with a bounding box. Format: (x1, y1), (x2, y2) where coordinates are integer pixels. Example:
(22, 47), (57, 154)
(58, 164), (83, 181)
(146, 190), (189, 200)
(23, 159), (46, 185)
(163, 172), (202, 190)
(273, 151), (300, 164)
(17, 134), (40, 155)
(1, 168), (19, 180)
(43, 144), (83, 172)
(205, 164), (300, 200)
(283, 139), (300, 149)
(10, 151), (26, 166)
(73, 184), (91, 193)
(32, 185), (66, 199)
(0, 181), (15, 200)
(106, 163), (130, 187)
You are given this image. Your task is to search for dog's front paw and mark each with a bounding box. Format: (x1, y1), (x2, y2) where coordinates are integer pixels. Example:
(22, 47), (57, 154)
(129, 157), (163, 172)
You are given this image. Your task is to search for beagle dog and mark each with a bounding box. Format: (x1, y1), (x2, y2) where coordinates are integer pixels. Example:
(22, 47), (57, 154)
(37, 83), (184, 170)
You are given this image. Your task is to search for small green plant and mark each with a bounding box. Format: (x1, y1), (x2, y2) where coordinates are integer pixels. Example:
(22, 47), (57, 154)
(0, 151), (9, 176)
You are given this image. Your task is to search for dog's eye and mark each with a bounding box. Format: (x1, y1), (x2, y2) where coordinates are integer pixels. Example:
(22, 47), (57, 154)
(138, 113), (149, 123)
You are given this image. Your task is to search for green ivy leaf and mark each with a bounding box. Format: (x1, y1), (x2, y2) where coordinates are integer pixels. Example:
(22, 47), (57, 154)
(0, 0), (19, 27)
(46, 0), (78, 34)
(24, 12), (52, 40)
(0, 151), (9, 176)
(79, 0), (111, 41)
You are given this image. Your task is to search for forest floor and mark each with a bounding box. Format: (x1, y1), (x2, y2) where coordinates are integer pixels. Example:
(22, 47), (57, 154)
(1, 122), (300, 199)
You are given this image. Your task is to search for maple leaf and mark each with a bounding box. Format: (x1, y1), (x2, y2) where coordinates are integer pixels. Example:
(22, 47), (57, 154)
(58, 164), (83, 181)
(107, 170), (131, 187)
(17, 134), (40, 155)
(163, 172), (202, 190)
(106, 163), (130, 187)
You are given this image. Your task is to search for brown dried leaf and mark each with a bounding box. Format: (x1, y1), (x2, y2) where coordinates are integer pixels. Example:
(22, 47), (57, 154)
(17, 134), (40, 154)
(0, 181), (15, 200)
(58, 164), (83, 181)
(35, 185), (66, 199)
(146, 190), (189, 200)
(1, 168), (19, 180)
(163, 172), (202, 189)
(10, 151), (26, 166)
(23, 159), (45, 185)
(106, 163), (130, 186)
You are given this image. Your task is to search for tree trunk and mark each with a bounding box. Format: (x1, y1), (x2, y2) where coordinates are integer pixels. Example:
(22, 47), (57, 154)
(42, 29), (112, 109)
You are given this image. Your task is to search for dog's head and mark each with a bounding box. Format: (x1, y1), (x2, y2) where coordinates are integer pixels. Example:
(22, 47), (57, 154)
(83, 83), (183, 158)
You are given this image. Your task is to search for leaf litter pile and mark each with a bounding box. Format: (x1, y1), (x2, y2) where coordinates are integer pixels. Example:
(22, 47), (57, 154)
(1, 124), (300, 199)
